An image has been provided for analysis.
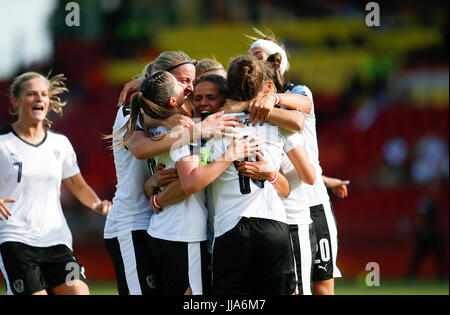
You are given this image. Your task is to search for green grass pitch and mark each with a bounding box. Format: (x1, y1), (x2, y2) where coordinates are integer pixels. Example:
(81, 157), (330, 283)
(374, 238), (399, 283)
(1, 279), (448, 295)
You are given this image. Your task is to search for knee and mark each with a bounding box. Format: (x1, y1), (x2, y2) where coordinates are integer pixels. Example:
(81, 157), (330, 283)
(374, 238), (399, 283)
(313, 281), (334, 295)
(52, 280), (90, 295)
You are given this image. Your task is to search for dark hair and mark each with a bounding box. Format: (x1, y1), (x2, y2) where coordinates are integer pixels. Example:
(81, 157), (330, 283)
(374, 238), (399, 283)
(194, 74), (227, 97)
(226, 55), (264, 101)
(262, 53), (284, 92)
(106, 71), (179, 148)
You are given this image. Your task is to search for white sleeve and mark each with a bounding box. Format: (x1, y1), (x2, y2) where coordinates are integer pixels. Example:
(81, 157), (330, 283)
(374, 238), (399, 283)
(205, 138), (231, 162)
(62, 137), (81, 179)
(290, 85), (313, 101)
(170, 143), (192, 163)
(290, 85), (314, 118)
(281, 130), (304, 153)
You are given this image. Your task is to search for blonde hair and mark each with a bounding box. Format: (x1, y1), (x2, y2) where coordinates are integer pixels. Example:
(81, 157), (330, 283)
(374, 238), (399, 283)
(195, 58), (225, 78)
(9, 71), (68, 127)
(245, 28), (290, 73)
(140, 51), (194, 79)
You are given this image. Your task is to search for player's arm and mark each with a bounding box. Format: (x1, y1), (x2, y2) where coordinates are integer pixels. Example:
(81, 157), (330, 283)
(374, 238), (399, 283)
(176, 135), (261, 196)
(322, 175), (349, 199)
(277, 92), (312, 115)
(143, 164), (186, 213)
(63, 173), (112, 215)
(268, 108), (304, 132)
(127, 129), (188, 160)
(117, 78), (143, 106)
(235, 152), (290, 198)
(223, 96), (304, 132)
(286, 145), (316, 185)
(149, 180), (187, 214)
(127, 112), (241, 160)
(248, 93), (305, 131)
(142, 113), (194, 130)
(0, 198), (14, 220)
(221, 99), (250, 113)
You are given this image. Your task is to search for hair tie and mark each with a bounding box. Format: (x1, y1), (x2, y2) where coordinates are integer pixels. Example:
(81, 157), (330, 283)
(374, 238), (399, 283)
(166, 60), (196, 72)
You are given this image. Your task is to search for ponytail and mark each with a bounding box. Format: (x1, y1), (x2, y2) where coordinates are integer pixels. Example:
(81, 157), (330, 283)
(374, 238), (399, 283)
(264, 53), (284, 92)
(226, 55), (264, 101)
(104, 71), (180, 149)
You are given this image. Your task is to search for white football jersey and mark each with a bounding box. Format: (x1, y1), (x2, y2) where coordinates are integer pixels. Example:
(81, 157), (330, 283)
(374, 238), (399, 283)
(0, 125), (80, 249)
(280, 132), (313, 225)
(206, 113), (302, 238)
(147, 136), (208, 243)
(104, 105), (156, 239)
(289, 86), (330, 206)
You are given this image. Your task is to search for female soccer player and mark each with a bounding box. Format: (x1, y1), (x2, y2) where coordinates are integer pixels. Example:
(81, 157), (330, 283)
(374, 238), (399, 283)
(236, 52), (318, 295)
(0, 72), (111, 295)
(104, 51), (239, 295)
(121, 70), (259, 295)
(247, 30), (347, 295)
(207, 55), (315, 295)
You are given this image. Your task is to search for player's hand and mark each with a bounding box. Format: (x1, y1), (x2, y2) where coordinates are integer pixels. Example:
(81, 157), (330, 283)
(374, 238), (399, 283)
(0, 198), (14, 221)
(161, 114), (194, 130)
(225, 133), (262, 162)
(144, 164), (179, 198)
(332, 184), (348, 199)
(325, 177), (349, 199)
(249, 93), (275, 126)
(198, 111), (243, 139)
(118, 78), (144, 106)
(235, 152), (276, 181)
(92, 200), (112, 215)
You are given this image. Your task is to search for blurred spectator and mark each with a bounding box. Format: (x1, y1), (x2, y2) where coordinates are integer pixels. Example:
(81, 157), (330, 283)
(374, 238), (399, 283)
(383, 137), (409, 169)
(410, 134), (449, 184)
(406, 187), (446, 280)
(371, 136), (410, 187)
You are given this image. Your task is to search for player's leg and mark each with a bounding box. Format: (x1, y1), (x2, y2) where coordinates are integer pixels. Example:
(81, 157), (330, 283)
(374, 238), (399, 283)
(51, 279), (90, 295)
(31, 290), (48, 295)
(313, 278), (334, 295)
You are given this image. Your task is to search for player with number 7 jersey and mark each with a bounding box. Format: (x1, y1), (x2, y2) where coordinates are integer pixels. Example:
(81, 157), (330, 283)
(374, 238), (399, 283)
(0, 72), (112, 296)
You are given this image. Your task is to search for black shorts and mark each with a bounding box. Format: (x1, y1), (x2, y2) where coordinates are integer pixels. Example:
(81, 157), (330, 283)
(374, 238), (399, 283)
(146, 236), (209, 295)
(0, 242), (87, 295)
(310, 202), (342, 281)
(104, 230), (159, 295)
(212, 217), (296, 295)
